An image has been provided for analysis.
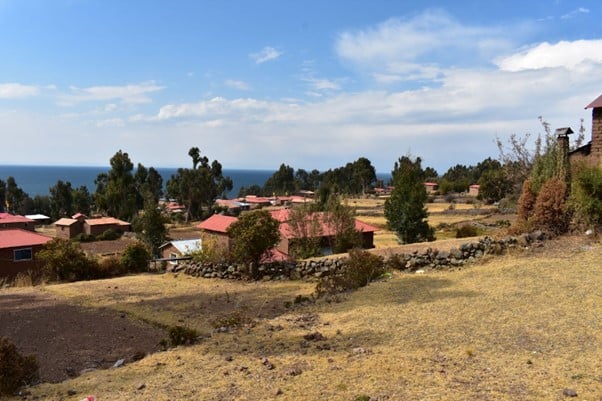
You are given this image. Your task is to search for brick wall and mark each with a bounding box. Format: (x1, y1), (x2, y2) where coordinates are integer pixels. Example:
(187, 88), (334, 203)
(592, 107), (602, 165)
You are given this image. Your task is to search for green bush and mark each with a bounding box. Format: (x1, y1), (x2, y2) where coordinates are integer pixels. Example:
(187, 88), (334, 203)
(316, 249), (385, 297)
(97, 228), (122, 241)
(168, 326), (199, 347)
(38, 238), (100, 282)
(570, 165), (602, 228)
(0, 337), (39, 395)
(120, 242), (151, 273)
(72, 233), (95, 242)
(385, 253), (406, 270)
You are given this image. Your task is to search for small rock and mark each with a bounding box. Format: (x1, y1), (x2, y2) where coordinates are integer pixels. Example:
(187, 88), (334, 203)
(303, 332), (325, 341)
(274, 388), (283, 396)
(224, 355), (233, 362)
(112, 358), (125, 368)
(136, 382), (146, 390)
(562, 388), (577, 397)
(67, 389), (77, 396)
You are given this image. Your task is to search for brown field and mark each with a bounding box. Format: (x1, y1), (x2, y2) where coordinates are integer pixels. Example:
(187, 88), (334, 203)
(2, 236), (601, 401)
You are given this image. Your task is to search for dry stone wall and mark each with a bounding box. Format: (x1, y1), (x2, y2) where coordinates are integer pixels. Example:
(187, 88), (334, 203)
(173, 231), (547, 280)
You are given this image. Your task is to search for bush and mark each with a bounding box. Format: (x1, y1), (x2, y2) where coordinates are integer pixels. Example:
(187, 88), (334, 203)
(38, 239), (100, 282)
(385, 253), (406, 270)
(120, 242), (151, 273)
(168, 326), (199, 347)
(532, 177), (569, 235)
(517, 179), (537, 222)
(96, 256), (126, 278)
(72, 233), (95, 242)
(315, 249), (385, 297)
(0, 337), (39, 395)
(97, 228), (122, 241)
(455, 224), (479, 238)
(570, 165), (602, 228)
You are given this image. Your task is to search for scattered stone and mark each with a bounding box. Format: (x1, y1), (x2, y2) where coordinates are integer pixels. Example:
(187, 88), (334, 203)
(287, 367), (303, 376)
(274, 388), (283, 396)
(224, 355), (233, 362)
(136, 382), (146, 390)
(67, 389), (77, 396)
(303, 332), (326, 341)
(261, 357), (275, 370)
(562, 388), (577, 397)
(112, 358), (125, 368)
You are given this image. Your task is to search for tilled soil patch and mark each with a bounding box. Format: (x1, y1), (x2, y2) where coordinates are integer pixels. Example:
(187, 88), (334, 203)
(0, 288), (166, 383)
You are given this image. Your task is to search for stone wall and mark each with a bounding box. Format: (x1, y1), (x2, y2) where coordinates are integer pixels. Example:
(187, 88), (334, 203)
(174, 231), (547, 280)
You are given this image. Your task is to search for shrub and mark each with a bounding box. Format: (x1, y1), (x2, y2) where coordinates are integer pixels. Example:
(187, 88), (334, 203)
(38, 238), (100, 282)
(532, 177), (569, 235)
(455, 224), (479, 238)
(97, 228), (122, 241)
(570, 165), (602, 228)
(517, 179), (537, 222)
(168, 326), (199, 347)
(385, 253), (406, 270)
(96, 256), (126, 278)
(211, 310), (253, 329)
(0, 337), (39, 396)
(72, 233), (95, 242)
(315, 249), (385, 297)
(120, 242), (151, 273)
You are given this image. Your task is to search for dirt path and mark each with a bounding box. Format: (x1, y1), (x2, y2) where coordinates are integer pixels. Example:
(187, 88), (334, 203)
(0, 288), (165, 383)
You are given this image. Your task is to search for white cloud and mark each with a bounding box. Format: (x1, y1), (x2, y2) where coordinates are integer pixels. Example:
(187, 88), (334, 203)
(250, 46), (282, 64)
(302, 77), (341, 91)
(496, 40), (602, 71)
(225, 79), (251, 90)
(0, 83), (39, 98)
(58, 81), (164, 106)
(560, 7), (589, 20)
(335, 10), (513, 83)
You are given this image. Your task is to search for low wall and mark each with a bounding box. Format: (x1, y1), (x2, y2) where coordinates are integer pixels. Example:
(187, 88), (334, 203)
(173, 231), (547, 280)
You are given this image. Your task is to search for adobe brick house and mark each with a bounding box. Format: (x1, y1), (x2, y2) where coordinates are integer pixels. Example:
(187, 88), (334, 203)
(569, 94), (602, 166)
(0, 213), (36, 231)
(196, 214), (237, 250)
(54, 214), (131, 239)
(197, 209), (378, 261)
(159, 239), (202, 264)
(0, 229), (52, 278)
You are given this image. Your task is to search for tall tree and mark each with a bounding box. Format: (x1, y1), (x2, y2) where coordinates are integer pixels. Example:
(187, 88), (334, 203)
(287, 204), (323, 259)
(5, 177), (30, 215)
(352, 157), (377, 195)
(95, 150), (138, 221)
(385, 156), (434, 244)
(263, 163), (295, 195)
(49, 180), (74, 219)
(132, 200), (168, 257)
(227, 210), (281, 279)
(166, 147), (232, 221)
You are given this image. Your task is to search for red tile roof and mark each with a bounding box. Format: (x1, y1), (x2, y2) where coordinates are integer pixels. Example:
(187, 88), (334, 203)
(0, 229), (52, 249)
(585, 94), (602, 109)
(276, 210), (378, 239)
(197, 214), (238, 233)
(85, 217), (131, 226)
(55, 218), (78, 226)
(0, 213), (35, 224)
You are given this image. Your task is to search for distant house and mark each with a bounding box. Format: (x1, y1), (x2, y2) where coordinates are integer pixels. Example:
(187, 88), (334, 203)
(159, 239), (202, 264)
(196, 209), (378, 262)
(0, 213), (36, 232)
(469, 184), (480, 197)
(0, 229), (52, 278)
(25, 214), (52, 226)
(54, 214), (131, 239)
(424, 182), (439, 194)
(197, 214), (238, 250)
(272, 209), (378, 258)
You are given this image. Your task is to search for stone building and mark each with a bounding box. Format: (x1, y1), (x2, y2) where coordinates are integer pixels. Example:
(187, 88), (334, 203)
(569, 94), (602, 167)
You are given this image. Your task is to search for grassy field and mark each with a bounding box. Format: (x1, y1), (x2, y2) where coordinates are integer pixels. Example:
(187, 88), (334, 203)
(7, 237), (601, 401)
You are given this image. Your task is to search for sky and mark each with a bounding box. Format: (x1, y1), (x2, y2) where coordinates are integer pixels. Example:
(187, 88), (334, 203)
(1, 0), (602, 174)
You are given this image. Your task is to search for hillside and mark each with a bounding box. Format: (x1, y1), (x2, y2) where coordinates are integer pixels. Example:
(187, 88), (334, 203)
(1, 235), (600, 400)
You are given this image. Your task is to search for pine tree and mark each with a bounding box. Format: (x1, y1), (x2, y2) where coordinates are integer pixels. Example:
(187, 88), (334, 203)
(385, 156), (434, 244)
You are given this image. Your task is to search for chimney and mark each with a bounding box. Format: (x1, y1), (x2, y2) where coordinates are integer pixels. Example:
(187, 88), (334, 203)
(555, 127), (573, 184)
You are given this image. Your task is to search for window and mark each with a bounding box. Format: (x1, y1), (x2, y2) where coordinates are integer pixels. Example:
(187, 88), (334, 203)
(169, 252), (178, 265)
(14, 248), (33, 262)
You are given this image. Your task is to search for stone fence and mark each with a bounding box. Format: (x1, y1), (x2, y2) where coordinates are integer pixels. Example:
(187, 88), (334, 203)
(172, 231), (547, 281)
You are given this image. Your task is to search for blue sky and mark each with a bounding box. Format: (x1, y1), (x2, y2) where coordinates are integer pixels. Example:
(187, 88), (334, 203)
(1, 0), (602, 174)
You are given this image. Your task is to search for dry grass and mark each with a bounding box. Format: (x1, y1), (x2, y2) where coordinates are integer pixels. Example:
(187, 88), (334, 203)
(10, 237), (601, 401)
